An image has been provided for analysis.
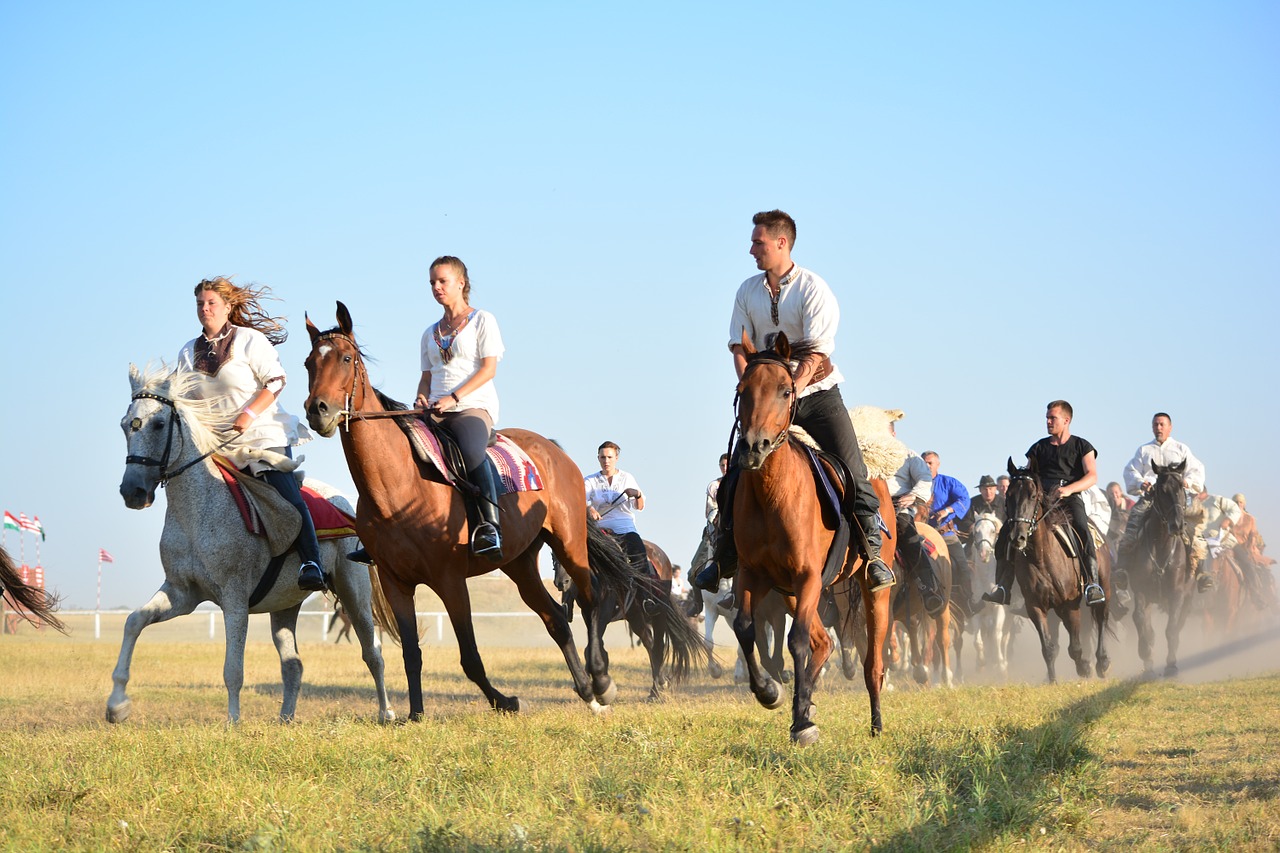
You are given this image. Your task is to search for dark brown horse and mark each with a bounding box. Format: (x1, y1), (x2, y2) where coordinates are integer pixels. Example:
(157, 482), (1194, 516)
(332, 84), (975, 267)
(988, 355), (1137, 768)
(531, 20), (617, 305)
(1120, 460), (1195, 677)
(302, 303), (697, 718)
(555, 538), (706, 698)
(0, 545), (65, 633)
(1004, 458), (1112, 682)
(730, 333), (892, 743)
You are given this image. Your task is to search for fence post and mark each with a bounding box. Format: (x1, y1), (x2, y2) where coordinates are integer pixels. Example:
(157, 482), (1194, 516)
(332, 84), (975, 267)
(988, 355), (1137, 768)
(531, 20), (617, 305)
(436, 613), (444, 642)
(94, 612), (101, 640)
(209, 612), (216, 640)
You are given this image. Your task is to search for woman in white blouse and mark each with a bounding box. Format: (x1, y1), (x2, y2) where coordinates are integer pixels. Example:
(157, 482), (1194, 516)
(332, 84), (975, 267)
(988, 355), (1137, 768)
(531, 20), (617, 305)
(177, 277), (326, 592)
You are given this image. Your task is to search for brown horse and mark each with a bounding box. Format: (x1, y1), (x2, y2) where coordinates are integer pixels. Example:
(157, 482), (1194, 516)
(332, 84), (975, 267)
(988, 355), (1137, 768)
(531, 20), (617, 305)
(302, 303), (693, 718)
(1198, 548), (1248, 638)
(555, 538), (706, 698)
(1004, 458), (1112, 682)
(730, 333), (892, 743)
(1120, 460), (1194, 677)
(0, 545), (65, 633)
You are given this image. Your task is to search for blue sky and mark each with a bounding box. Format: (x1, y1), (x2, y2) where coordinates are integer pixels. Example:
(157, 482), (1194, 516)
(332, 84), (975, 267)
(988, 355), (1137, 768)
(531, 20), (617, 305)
(2, 3), (1276, 609)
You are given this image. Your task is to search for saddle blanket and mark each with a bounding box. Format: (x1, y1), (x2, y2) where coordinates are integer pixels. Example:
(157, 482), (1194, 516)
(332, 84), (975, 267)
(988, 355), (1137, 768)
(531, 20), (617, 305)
(214, 457), (358, 543)
(405, 419), (544, 494)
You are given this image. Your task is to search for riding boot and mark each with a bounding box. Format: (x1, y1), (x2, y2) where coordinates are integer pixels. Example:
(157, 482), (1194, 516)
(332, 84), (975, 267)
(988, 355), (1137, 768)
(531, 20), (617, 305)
(912, 553), (946, 617)
(684, 586), (704, 618)
(1193, 556), (1214, 593)
(1081, 550), (1105, 606)
(854, 509), (895, 592)
(346, 546), (373, 565)
(468, 462), (504, 563)
(695, 468), (739, 593)
(982, 557), (1015, 606)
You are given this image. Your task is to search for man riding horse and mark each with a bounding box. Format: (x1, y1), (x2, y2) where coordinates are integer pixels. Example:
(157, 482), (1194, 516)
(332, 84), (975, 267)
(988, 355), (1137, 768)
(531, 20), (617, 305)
(1117, 412), (1209, 591)
(982, 400), (1106, 607)
(695, 209), (894, 595)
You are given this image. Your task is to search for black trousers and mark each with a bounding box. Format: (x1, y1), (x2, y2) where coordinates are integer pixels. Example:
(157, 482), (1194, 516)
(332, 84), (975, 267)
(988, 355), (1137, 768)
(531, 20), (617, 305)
(790, 386), (882, 535)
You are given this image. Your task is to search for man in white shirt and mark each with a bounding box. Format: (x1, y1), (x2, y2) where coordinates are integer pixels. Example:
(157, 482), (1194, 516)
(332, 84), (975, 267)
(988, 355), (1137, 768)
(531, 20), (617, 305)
(686, 453), (729, 616)
(585, 441), (647, 574)
(695, 210), (894, 595)
(1117, 412), (1210, 590)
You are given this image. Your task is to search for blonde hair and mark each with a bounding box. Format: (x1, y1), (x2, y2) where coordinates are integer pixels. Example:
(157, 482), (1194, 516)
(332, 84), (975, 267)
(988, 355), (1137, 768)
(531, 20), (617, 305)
(194, 276), (287, 345)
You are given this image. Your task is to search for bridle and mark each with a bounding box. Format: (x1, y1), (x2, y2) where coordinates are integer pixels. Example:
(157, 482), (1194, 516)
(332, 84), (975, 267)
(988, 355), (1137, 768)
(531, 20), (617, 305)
(1007, 472), (1062, 544)
(731, 351), (798, 459)
(313, 331), (416, 430)
(124, 391), (235, 485)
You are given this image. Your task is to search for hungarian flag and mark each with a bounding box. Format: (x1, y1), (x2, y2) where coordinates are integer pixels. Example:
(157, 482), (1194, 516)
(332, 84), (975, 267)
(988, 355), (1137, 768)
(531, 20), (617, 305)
(30, 516), (45, 541)
(2, 511), (18, 532)
(18, 513), (39, 534)
(99, 548), (115, 563)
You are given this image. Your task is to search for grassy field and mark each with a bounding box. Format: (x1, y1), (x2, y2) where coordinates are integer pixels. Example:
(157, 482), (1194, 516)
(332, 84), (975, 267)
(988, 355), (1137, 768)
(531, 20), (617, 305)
(2, 599), (1279, 851)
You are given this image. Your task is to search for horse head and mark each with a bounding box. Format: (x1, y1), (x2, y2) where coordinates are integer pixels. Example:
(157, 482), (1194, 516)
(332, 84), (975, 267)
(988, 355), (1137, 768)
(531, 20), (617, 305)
(1150, 459), (1187, 536)
(972, 512), (1001, 563)
(119, 364), (214, 510)
(303, 301), (365, 437)
(735, 330), (795, 470)
(1005, 456), (1044, 553)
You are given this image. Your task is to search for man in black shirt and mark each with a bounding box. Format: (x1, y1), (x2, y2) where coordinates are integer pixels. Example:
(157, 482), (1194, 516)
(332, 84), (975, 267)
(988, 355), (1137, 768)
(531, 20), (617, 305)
(982, 400), (1106, 607)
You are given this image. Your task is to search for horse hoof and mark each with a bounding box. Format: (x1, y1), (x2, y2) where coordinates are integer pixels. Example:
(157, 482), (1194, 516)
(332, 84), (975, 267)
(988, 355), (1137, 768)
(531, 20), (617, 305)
(1096, 659), (1111, 679)
(588, 698), (612, 716)
(791, 724), (820, 746)
(105, 699), (131, 724)
(1164, 664), (1178, 678)
(780, 670), (793, 684)
(757, 679), (785, 710)
(708, 660), (724, 679)
(594, 680), (618, 706)
(378, 710), (397, 724)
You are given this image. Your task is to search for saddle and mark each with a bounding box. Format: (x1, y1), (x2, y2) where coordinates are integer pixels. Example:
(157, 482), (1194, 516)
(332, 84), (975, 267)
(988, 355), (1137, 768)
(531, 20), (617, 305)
(397, 415), (544, 494)
(213, 457), (357, 556)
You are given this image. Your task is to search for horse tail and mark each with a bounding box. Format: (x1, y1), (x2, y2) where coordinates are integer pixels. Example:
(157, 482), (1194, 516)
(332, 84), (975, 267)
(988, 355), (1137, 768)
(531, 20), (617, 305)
(366, 565), (403, 645)
(584, 521), (708, 682)
(0, 545), (67, 634)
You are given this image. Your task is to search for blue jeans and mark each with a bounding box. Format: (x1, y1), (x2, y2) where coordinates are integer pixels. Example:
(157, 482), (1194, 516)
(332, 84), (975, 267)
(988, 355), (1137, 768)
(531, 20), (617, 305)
(254, 446), (321, 566)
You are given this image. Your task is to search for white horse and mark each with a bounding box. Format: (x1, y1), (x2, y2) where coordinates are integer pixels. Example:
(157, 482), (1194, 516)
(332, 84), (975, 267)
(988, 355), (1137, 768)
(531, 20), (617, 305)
(968, 512), (1019, 678)
(110, 364), (394, 724)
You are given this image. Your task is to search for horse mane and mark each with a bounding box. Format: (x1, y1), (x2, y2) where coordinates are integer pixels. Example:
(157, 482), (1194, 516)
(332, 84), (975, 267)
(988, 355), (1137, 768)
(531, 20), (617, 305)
(135, 365), (227, 455)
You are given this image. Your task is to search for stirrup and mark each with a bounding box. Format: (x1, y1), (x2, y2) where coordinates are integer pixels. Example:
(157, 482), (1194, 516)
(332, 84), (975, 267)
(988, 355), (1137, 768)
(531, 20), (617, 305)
(921, 587), (946, 618)
(981, 585), (1010, 606)
(298, 561), (327, 592)
(694, 561), (723, 593)
(865, 557), (895, 592)
(471, 523), (503, 563)
(1083, 583), (1106, 606)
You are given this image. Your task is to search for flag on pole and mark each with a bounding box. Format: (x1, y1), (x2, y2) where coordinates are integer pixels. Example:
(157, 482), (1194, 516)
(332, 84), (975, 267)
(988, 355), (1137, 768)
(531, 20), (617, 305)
(30, 516), (45, 541)
(18, 513), (39, 534)
(2, 511), (19, 532)
(99, 548), (115, 563)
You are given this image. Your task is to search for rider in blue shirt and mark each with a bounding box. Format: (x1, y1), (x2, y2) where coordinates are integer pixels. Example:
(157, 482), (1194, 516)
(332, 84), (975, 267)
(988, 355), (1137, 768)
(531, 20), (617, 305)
(923, 451), (979, 614)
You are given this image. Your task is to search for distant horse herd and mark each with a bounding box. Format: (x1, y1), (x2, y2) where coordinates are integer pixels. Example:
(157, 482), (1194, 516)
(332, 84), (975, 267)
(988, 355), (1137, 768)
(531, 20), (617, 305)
(5, 307), (1274, 746)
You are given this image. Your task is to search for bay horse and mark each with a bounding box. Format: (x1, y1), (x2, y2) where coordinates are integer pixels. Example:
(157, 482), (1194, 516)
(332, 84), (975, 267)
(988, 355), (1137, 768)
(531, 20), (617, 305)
(555, 539), (706, 699)
(0, 545), (65, 633)
(730, 333), (892, 743)
(113, 365), (395, 723)
(1199, 547), (1247, 638)
(302, 303), (694, 718)
(1004, 457), (1112, 683)
(1120, 460), (1195, 677)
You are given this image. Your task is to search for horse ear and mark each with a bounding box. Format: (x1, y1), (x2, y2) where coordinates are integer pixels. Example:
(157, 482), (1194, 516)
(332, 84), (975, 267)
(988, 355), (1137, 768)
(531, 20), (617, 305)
(1152, 461), (1166, 475)
(305, 312), (320, 343)
(774, 331), (791, 360)
(128, 363), (143, 393)
(1173, 459), (1186, 473)
(739, 328), (756, 356)
(1006, 456), (1017, 475)
(336, 301), (353, 335)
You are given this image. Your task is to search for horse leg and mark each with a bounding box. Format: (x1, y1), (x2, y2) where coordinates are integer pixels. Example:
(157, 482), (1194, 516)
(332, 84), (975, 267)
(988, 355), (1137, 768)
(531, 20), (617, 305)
(269, 605), (304, 722)
(1026, 606), (1058, 684)
(328, 552), (395, 723)
(787, 579), (823, 746)
(629, 607), (667, 700)
(1093, 601), (1111, 678)
(1064, 606), (1090, 679)
(909, 617), (928, 685)
(703, 598), (724, 679)
(436, 574), (519, 713)
(732, 576), (783, 711)
(1165, 591), (1193, 678)
(1131, 595), (1157, 676)
(862, 577), (891, 736)
(107, 583), (199, 723)
(502, 549), (597, 709)
(222, 605), (251, 723)
(381, 575), (426, 720)
(938, 608), (955, 688)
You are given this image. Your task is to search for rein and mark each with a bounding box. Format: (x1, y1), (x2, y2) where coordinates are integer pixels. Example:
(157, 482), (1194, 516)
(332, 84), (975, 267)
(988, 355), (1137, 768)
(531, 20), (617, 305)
(126, 391), (237, 485)
(1008, 473), (1064, 544)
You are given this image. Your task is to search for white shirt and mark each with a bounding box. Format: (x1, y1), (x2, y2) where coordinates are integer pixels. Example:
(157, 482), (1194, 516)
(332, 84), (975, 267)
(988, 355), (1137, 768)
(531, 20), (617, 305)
(889, 452), (933, 505)
(1082, 485), (1112, 537)
(177, 326), (310, 471)
(1122, 437), (1205, 496)
(728, 265), (844, 397)
(704, 477), (722, 525)
(1193, 494), (1243, 545)
(420, 309), (505, 423)
(585, 469), (643, 535)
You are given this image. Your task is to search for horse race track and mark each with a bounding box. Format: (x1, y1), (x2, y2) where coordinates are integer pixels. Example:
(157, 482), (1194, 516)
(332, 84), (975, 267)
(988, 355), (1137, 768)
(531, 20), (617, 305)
(1, 610), (1278, 852)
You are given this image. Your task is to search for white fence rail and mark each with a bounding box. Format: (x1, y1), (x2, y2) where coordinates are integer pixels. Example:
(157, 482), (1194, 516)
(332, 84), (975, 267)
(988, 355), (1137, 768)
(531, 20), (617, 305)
(54, 609), (541, 643)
